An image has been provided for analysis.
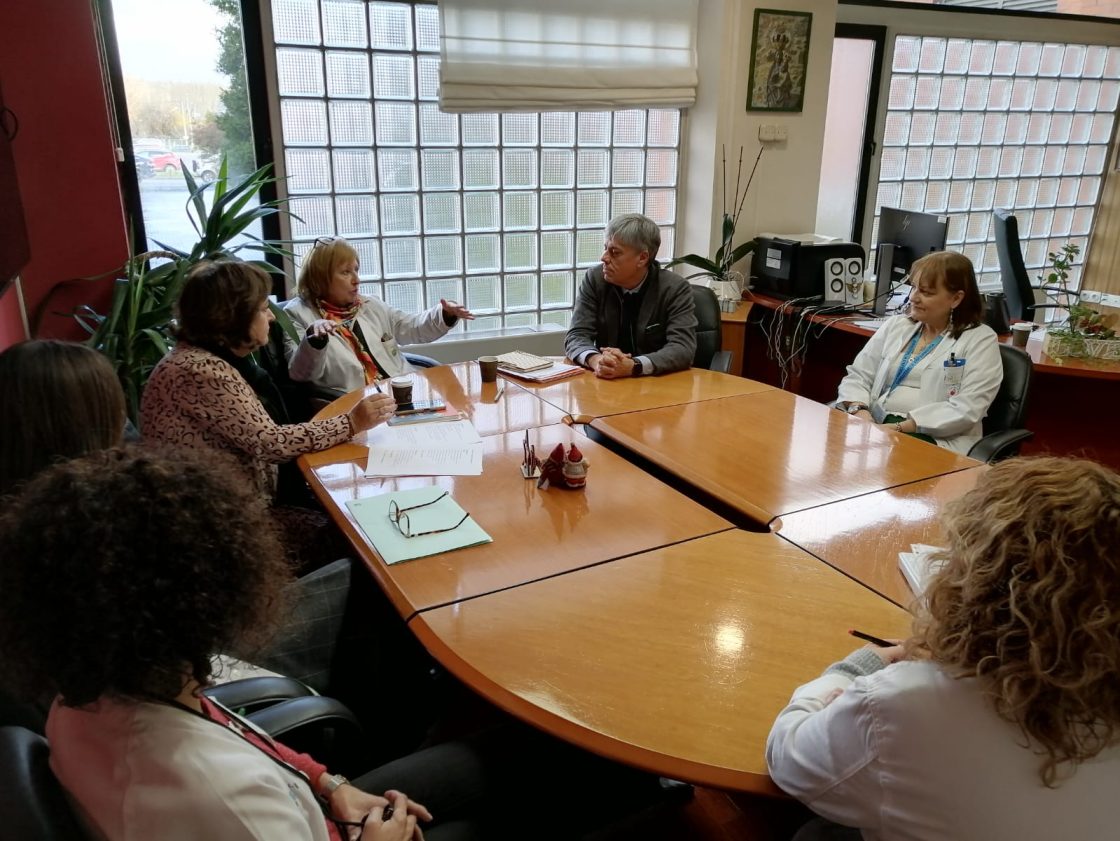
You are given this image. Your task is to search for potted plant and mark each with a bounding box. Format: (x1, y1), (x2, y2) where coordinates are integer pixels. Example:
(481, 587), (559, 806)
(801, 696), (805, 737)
(665, 145), (763, 309)
(65, 158), (296, 421)
(1043, 302), (1119, 360)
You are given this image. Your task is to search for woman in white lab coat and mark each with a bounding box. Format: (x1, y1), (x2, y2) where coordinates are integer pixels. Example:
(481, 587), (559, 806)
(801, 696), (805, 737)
(834, 251), (1002, 455)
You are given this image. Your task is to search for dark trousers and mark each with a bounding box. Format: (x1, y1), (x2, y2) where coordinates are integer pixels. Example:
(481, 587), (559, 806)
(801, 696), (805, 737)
(354, 724), (668, 840)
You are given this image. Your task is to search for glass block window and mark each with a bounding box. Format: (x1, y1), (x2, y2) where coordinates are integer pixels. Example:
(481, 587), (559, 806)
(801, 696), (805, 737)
(874, 36), (1120, 292)
(271, 0), (681, 330)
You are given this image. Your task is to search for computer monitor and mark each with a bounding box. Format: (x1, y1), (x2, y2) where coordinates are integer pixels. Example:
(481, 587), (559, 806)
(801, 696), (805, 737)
(873, 207), (949, 315)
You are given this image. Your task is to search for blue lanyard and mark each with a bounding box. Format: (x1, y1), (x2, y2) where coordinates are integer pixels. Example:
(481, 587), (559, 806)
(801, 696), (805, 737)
(888, 328), (942, 393)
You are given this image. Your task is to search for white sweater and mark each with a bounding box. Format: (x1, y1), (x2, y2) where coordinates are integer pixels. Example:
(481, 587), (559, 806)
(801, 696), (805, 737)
(47, 697), (330, 841)
(766, 657), (1120, 841)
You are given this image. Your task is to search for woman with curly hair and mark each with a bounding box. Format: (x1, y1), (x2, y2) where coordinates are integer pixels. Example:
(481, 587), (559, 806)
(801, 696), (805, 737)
(0, 339), (126, 497)
(284, 237), (472, 394)
(0, 447), (487, 840)
(766, 457), (1120, 840)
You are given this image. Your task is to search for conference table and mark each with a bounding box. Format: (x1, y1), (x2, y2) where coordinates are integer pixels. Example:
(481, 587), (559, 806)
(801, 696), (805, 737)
(299, 361), (974, 793)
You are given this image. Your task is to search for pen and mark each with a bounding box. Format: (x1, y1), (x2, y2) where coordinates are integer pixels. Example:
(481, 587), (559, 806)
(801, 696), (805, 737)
(492, 385), (504, 403)
(848, 629), (895, 648)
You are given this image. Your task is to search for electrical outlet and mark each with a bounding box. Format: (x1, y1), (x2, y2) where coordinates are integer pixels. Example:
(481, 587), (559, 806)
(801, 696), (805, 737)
(1100, 293), (1120, 308)
(758, 124), (788, 143)
(1080, 290), (1102, 304)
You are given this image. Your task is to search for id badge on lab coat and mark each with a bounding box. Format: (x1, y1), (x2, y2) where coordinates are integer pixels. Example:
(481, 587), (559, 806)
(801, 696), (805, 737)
(943, 356), (965, 399)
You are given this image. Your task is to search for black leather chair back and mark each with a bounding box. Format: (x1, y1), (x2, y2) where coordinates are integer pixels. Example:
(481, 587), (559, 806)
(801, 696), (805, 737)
(691, 284), (721, 370)
(0, 727), (88, 840)
(984, 344), (1032, 436)
(993, 209), (1032, 321)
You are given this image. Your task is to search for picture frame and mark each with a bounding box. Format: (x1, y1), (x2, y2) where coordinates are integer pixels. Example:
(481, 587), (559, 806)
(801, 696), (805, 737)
(746, 8), (813, 113)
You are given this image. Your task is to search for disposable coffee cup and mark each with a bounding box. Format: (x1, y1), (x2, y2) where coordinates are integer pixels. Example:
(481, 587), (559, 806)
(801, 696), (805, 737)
(1011, 322), (1032, 348)
(390, 377), (413, 403)
(478, 356), (499, 383)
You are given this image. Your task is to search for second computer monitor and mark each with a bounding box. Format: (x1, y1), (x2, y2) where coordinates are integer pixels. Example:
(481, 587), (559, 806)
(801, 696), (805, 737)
(874, 207), (949, 315)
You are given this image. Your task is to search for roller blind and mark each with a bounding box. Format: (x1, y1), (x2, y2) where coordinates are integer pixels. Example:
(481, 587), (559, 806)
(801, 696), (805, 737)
(438, 0), (699, 113)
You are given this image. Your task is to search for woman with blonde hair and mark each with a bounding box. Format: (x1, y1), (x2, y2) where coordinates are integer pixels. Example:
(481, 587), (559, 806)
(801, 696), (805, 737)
(285, 237), (473, 393)
(767, 456), (1120, 840)
(834, 251), (1002, 454)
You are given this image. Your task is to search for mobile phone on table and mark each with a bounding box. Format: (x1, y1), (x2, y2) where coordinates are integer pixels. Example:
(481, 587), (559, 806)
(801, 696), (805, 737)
(395, 399), (446, 415)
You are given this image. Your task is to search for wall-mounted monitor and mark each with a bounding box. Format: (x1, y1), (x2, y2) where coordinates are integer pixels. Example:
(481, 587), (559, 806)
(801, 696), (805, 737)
(873, 207), (949, 315)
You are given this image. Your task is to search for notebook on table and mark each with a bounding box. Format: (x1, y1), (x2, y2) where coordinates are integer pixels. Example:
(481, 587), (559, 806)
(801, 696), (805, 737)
(496, 350), (554, 372)
(898, 543), (947, 597)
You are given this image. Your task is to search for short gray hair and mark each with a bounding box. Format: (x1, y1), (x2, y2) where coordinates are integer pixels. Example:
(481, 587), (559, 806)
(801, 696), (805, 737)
(606, 214), (661, 259)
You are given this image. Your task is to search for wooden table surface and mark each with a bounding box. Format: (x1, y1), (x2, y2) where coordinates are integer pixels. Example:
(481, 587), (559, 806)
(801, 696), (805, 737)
(591, 389), (978, 527)
(777, 467), (987, 607)
(411, 529), (912, 793)
(302, 423), (732, 619)
(303, 362), (569, 467)
(510, 364), (773, 424)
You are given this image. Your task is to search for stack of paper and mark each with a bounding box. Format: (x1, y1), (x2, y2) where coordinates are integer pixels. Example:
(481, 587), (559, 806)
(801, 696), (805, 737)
(898, 543), (947, 597)
(346, 487), (492, 564)
(362, 419), (484, 477)
(499, 361), (583, 383)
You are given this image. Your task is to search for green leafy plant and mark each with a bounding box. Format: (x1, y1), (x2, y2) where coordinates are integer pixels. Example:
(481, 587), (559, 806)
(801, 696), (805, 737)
(665, 145), (763, 294)
(66, 158), (297, 422)
(1037, 242), (1080, 299)
(1051, 303), (1116, 340)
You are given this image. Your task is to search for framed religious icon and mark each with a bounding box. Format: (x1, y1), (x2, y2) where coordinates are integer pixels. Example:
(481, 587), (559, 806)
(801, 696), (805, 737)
(746, 9), (813, 113)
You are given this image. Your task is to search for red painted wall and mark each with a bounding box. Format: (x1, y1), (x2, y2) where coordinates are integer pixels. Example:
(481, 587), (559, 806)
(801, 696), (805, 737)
(0, 0), (128, 349)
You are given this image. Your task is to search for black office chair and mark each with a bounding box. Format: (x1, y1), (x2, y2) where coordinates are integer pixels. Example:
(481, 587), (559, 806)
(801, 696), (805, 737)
(0, 726), (88, 841)
(966, 344), (1034, 464)
(993, 208), (1079, 322)
(690, 284), (733, 373)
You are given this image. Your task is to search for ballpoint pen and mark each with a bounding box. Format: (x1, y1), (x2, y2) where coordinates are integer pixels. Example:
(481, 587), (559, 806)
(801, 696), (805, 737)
(492, 385), (504, 403)
(848, 629), (895, 648)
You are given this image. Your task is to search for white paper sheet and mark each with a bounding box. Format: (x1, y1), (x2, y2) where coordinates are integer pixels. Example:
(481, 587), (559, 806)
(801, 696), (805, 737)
(365, 419), (482, 448)
(365, 445), (483, 477)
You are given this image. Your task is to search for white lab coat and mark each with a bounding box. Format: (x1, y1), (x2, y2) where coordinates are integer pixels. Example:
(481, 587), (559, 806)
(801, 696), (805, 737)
(836, 315), (1003, 455)
(284, 296), (452, 393)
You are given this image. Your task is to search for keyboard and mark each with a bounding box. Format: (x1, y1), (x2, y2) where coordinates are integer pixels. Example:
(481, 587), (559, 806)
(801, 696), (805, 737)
(496, 350), (554, 372)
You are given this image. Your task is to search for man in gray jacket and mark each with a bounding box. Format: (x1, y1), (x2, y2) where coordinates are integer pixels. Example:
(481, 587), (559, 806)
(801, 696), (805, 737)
(565, 214), (697, 378)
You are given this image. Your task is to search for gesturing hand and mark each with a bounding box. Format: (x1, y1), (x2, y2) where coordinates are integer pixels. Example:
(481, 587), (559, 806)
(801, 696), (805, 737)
(307, 319), (338, 338)
(440, 299), (475, 322)
(348, 393), (397, 434)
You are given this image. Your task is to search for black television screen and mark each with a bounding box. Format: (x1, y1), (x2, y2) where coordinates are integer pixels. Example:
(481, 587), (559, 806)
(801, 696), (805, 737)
(873, 207), (949, 315)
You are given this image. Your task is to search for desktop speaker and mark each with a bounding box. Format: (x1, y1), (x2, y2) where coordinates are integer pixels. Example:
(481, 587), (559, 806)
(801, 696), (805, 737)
(823, 257), (865, 307)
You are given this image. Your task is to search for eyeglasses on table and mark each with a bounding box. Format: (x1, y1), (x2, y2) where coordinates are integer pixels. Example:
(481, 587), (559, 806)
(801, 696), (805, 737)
(388, 491), (470, 538)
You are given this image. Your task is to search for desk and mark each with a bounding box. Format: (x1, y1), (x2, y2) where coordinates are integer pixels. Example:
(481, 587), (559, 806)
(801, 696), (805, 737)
(719, 300), (752, 377)
(302, 423), (731, 619)
(511, 364), (772, 424)
(738, 294), (1120, 469)
(410, 530), (911, 794)
(303, 362), (569, 467)
(590, 389), (977, 527)
(777, 468), (986, 607)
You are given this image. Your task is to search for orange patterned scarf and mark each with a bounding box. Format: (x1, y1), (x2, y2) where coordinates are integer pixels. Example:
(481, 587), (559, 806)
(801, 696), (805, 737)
(317, 299), (382, 384)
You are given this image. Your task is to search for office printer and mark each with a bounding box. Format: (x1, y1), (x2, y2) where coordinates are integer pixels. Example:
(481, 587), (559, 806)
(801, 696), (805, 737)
(751, 234), (865, 300)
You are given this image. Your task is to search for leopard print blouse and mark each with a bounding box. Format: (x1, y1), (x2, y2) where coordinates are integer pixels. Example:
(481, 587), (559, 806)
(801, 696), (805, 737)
(140, 343), (352, 501)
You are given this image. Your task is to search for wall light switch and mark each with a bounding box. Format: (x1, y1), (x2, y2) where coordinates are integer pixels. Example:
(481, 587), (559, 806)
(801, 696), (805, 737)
(758, 124), (788, 143)
(1080, 290), (1102, 304)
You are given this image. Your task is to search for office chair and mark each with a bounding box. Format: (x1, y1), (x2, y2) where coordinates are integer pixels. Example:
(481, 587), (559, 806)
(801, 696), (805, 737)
(966, 344), (1034, 464)
(993, 209), (1079, 322)
(690, 284), (733, 373)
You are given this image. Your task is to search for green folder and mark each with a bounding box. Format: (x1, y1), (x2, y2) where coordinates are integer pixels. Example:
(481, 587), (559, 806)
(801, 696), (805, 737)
(346, 486), (492, 565)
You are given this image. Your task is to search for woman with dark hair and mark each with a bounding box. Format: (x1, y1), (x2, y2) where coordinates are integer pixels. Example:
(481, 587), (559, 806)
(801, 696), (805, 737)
(833, 251), (1002, 454)
(285, 237), (472, 394)
(141, 260), (394, 524)
(0, 339), (126, 496)
(766, 457), (1120, 840)
(0, 447), (667, 840)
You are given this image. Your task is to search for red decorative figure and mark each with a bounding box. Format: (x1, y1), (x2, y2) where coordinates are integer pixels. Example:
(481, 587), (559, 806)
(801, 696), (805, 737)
(537, 444), (566, 490)
(561, 443), (589, 489)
